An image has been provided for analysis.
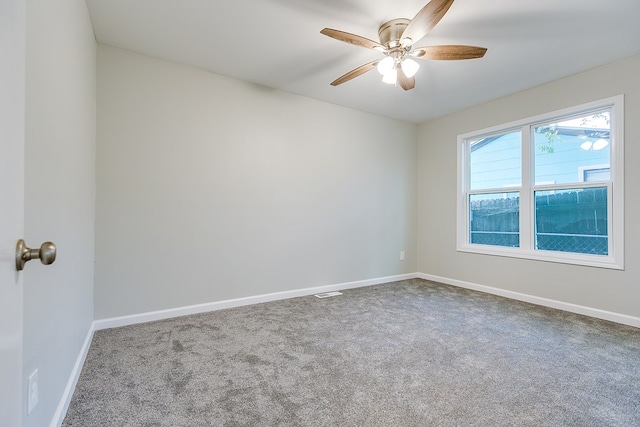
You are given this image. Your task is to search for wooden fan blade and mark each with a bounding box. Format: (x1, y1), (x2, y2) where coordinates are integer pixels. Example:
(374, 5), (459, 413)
(321, 28), (384, 51)
(330, 60), (379, 86)
(411, 45), (487, 60)
(397, 66), (416, 91)
(402, 0), (455, 44)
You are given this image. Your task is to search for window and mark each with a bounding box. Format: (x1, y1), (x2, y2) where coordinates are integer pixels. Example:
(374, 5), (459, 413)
(457, 95), (624, 269)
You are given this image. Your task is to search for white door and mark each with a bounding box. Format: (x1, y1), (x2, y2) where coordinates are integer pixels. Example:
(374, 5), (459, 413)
(0, 0), (26, 425)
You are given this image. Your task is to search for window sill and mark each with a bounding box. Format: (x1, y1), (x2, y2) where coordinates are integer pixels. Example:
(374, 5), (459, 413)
(456, 244), (624, 270)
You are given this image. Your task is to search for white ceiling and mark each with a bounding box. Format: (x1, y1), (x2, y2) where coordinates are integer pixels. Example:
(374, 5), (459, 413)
(86, 0), (640, 124)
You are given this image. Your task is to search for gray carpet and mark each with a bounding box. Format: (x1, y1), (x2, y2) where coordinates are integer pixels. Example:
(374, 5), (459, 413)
(63, 279), (640, 426)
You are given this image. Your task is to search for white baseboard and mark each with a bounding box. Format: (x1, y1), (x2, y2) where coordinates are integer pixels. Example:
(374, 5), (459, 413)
(417, 273), (640, 328)
(94, 271), (640, 331)
(94, 273), (420, 330)
(50, 323), (95, 427)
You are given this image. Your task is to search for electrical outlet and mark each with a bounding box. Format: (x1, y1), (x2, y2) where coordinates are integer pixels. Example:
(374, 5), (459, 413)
(28, 369), (39, 414)
(400, 251), (405, 261)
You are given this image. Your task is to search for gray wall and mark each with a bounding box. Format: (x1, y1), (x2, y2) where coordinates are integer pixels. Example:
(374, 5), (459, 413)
(95, 46), (418, 319)
(417, 55), (640, 318)
(23, 0), (96, 426)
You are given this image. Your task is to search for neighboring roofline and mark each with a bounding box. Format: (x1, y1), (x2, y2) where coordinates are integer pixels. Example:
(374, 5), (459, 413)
(470, 126), (610, 152)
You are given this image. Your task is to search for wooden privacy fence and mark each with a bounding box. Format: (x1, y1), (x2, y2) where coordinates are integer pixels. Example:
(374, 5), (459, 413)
(470, 187), (608, 254)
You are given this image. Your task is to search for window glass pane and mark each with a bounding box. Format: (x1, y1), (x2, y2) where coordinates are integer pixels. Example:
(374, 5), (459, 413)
(535, 187), (608, 255)
(469, 192), (519, 247)
(469, 130), (521, 190)
(534, 111), (610, 185)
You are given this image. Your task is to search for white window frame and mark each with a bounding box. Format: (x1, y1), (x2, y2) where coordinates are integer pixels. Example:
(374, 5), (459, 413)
(457, 95), (624, 270)
(578, 164), (610, 182)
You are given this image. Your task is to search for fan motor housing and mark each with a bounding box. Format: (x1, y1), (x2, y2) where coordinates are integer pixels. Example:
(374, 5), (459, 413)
(378, 18), (410, 48)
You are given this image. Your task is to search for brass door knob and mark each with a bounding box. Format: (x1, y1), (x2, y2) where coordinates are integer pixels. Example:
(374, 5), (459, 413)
(16, 239), (57, 271)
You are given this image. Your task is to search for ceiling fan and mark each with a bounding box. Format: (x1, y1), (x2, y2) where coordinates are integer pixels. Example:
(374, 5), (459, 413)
(320, 0), (487, 90)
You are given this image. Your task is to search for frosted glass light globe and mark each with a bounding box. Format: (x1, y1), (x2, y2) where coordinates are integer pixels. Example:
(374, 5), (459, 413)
(382, 68), (397, 85)
(401, 58), (420, 78)
(377, 56), (394, 75)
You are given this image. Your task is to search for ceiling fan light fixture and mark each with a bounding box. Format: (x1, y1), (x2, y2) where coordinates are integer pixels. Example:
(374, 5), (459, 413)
(580, 139), (609, 151)
(580, 140), (593, 151)
(402, 58), (420, 77)
(321, 0), (487, 90)
(382, 68), (397, 85)
(377, 56), (394, 75)
(593, 139), (609, 150)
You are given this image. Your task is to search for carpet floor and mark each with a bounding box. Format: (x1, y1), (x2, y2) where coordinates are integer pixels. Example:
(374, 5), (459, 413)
(62, 279), (640, 426)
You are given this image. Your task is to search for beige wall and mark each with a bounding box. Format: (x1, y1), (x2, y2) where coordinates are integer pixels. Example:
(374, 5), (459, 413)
(417, 55), (640, 318)
(24, 0), (96, 425)
(95, 45), (418, 319)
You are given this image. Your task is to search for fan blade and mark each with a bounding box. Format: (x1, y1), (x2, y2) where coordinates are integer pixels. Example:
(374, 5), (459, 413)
(330, 60), (379, 86)
(401, 0), (455, 44)
(397, 65), (416, 91)
(321, 28), (384, 51)
(411, 45), (487, 60)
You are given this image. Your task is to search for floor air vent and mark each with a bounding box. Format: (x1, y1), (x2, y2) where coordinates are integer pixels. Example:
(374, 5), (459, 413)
(314, 291), (343, 299)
